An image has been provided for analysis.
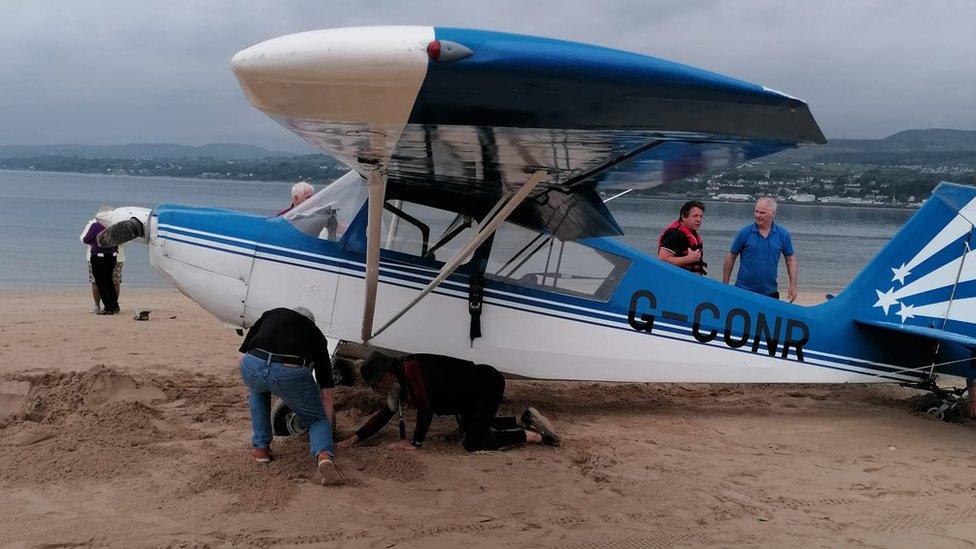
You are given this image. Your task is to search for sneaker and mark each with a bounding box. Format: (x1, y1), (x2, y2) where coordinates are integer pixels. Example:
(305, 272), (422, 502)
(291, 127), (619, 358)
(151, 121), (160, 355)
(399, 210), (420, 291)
(252, 447), (272, 463)
(522, 407), (560, 446)
(96, 309), (117, 316)
(317, 452), (342, 485)
(91, 305), (102, 313)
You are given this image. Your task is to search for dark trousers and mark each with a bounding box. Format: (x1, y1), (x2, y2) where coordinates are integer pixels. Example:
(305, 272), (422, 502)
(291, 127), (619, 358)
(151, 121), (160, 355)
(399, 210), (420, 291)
(457, 365), (527, 451)
(91, 254), (119, 311)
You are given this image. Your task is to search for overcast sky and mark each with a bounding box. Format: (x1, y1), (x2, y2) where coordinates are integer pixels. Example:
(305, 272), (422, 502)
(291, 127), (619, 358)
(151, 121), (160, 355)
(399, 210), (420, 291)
(3, 0), (974, 152)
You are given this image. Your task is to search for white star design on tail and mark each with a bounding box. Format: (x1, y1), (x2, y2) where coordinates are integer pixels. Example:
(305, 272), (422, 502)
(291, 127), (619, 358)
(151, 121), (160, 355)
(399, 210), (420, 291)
(873, 288), (899, 315)
(891, 263), (911, 285)
(896, 302), (916, 324)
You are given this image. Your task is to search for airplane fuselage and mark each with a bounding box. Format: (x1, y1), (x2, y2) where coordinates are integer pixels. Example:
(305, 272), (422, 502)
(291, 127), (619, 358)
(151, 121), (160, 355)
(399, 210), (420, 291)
(146, 185), (969, 385)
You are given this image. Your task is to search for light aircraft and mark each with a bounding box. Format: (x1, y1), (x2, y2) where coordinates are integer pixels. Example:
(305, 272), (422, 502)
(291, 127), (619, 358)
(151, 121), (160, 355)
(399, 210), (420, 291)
(101, 27), (975, 429)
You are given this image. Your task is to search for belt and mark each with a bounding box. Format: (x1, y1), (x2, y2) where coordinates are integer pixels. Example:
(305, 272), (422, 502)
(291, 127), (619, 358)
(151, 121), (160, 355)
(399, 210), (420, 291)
(94, 252), (118, 257)
(248, 348), (308, 367)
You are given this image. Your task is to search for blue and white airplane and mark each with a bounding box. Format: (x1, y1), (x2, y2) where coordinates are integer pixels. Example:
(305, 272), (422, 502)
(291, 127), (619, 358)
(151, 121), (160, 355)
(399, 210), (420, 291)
(102, 27), (975, 415)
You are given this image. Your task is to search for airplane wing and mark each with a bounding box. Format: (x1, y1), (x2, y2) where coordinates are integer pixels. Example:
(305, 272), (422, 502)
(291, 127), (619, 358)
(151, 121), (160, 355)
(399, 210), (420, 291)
(232, 26), (825, 241)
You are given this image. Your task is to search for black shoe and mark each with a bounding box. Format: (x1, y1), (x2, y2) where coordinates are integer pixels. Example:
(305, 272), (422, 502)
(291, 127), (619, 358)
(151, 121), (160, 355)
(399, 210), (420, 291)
(96, 309), (117, 316)
(522, 407), (560, 446)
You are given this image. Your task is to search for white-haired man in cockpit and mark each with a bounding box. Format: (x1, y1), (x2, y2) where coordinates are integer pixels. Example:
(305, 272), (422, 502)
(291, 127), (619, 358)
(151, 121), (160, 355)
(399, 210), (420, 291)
(277, 182), (315, 216)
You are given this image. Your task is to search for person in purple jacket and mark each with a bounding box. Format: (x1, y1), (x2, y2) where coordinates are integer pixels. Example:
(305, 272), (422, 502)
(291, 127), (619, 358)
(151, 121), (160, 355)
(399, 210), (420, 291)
(82, 216), (120, 315)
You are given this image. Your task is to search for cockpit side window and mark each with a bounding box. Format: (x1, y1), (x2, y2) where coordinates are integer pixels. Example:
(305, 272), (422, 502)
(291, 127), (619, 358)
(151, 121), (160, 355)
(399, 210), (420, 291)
(284, 171), (367, 242)
(486, 222), (630, 301)
(380, 200), (476, 262)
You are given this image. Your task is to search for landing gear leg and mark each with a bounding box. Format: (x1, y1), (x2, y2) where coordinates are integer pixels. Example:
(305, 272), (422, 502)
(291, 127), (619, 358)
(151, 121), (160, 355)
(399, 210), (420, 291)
(968, 378), (976, 419)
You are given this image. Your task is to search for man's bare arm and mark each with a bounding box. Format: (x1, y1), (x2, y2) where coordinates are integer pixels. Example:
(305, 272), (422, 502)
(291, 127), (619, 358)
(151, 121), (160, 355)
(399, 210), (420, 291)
(658, 248), (701, 267)
(785, 255), (798, 303)
(722, 252), (738, 283)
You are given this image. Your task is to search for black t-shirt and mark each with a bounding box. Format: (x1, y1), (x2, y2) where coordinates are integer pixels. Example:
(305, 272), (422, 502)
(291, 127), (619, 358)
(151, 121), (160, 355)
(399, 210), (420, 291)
(239, 308), (333, 388)
(660, 228), (692, 256)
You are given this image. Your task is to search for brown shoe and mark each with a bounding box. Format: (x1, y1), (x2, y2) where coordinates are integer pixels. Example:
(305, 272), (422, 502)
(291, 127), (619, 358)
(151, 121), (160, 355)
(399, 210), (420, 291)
(252, 447), (272, 463)
(522, 407), (560, 446)
(317, 452), (342, 485)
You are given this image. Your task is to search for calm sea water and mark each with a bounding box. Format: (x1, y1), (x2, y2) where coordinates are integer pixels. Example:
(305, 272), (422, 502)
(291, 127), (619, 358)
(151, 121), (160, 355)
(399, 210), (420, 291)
(0, 170), (913, 292)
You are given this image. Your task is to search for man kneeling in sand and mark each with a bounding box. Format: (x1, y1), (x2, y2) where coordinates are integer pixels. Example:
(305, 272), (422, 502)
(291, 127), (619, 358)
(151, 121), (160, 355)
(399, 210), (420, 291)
(238, 306), (341, 485)
(337, 352), (559, 452)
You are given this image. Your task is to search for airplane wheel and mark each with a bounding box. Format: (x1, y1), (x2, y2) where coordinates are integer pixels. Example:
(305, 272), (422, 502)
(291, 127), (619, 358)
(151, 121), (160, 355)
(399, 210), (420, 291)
(271, 400), (307, 436)
(332, 357), (357, 386)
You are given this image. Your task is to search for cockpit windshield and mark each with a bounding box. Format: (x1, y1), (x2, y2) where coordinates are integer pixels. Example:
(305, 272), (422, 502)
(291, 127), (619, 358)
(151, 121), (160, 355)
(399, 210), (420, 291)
(284, 171), (367, 242)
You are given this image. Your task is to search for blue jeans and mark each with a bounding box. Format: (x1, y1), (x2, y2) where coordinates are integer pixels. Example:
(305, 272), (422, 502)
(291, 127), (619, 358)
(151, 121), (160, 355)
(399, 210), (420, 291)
(239, 353), (334, 459)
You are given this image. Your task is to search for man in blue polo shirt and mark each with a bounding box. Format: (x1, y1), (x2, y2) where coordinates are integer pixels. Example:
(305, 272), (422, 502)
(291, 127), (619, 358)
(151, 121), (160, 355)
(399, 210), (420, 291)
(722, 197), (798, 302)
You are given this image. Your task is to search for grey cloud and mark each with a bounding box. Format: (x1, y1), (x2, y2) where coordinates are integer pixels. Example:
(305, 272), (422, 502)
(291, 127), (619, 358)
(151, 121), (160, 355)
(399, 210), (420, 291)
(2, 0), (974, 151)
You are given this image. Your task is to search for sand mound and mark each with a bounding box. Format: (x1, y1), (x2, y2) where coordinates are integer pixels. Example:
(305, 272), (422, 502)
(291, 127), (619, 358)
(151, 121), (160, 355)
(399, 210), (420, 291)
(150, 369), (245, 425)
(0, 380), (30, 418)
(0, 400), (184, 484)
(5, 365), (165, 424)
(62, 400), (164, 446)
(0, 367), (189, 484)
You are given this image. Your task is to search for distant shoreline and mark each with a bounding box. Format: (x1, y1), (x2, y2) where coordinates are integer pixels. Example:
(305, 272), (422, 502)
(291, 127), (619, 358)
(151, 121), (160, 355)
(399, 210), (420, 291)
(614, 193), (922, 211)
(0, 168), (294, 186)
(3, 168), (924, 211)
(697, 197), (918, 212)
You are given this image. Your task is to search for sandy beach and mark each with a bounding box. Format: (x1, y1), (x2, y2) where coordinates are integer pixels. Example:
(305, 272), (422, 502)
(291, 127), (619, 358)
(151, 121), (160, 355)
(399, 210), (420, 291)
(2, 288), (976, 548)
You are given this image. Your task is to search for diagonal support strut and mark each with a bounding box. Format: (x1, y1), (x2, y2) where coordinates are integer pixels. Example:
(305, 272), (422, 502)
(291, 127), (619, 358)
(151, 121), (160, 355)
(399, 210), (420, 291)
(365, 170), (548, 343)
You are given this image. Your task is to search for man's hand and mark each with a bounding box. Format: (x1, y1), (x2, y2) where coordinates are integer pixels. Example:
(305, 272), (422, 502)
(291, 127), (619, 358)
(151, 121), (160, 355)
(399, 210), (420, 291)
(388, 439), (418, 451)
(336, 434), (358, 450)
(788, 283), (797, 303)
(687, 248), (702, 263)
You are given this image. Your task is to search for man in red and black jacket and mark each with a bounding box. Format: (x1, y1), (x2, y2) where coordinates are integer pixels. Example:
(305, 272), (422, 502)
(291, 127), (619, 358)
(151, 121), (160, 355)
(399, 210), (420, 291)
(658, 199), (707, 275)
(336, 352), (559, 452)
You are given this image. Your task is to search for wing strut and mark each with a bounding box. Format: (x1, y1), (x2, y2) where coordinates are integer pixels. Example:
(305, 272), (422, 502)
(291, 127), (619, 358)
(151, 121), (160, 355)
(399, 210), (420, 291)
(361, 164), (388, 342)
(364, 170), (548, 343)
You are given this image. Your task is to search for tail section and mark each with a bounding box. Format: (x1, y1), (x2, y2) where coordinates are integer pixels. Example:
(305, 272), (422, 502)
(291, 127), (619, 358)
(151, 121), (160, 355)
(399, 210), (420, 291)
(840, 182), (976, 343)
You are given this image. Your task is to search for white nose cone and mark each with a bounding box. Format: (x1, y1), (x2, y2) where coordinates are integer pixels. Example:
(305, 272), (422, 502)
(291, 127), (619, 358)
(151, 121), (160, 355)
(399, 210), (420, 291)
(232, 26), (434, 163)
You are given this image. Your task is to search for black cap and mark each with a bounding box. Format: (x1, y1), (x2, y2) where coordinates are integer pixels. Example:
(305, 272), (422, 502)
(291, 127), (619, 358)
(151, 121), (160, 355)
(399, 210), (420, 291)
(361, 352), (397, 386)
